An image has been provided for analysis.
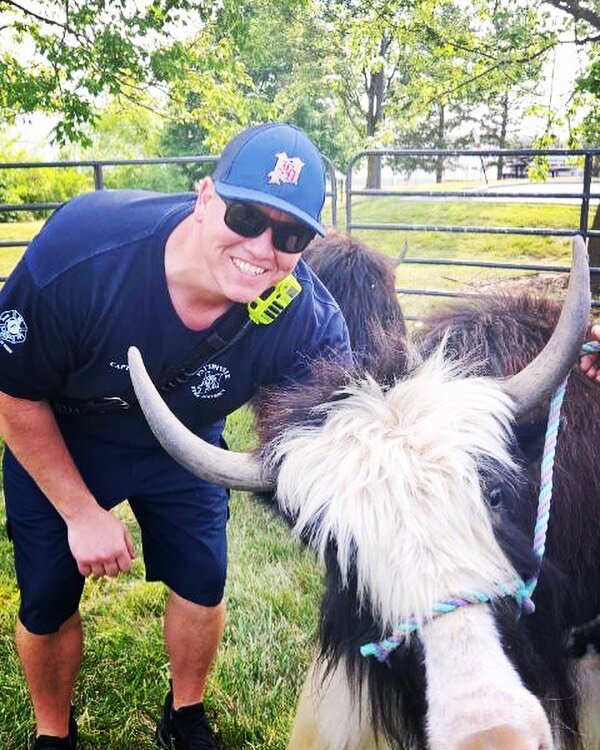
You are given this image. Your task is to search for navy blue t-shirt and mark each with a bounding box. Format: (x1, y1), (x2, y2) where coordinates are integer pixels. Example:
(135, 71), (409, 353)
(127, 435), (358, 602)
(0, 190), (351, 450)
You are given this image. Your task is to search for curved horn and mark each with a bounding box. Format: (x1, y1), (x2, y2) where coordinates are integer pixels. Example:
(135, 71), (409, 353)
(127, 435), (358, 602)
(503, 235), (590, 417)
(127, 347), (275, 492)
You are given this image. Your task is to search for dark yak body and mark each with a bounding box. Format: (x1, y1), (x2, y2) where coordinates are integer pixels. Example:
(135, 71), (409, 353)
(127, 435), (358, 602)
(304, 233), (406, 369)
(258, 292), (599, 749)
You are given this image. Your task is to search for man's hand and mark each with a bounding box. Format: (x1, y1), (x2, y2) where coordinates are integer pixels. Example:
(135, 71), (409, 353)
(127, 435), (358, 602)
(580, 324), (600, 384)
(67, 505), (136, 578)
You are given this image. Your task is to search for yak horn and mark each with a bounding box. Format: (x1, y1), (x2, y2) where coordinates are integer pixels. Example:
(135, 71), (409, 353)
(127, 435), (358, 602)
(127, 347), (275, 492)
(503, 235), (590, 417)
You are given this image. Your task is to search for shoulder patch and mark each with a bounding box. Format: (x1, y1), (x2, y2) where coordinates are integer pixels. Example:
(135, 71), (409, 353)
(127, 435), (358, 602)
(0, 309), (28, 352)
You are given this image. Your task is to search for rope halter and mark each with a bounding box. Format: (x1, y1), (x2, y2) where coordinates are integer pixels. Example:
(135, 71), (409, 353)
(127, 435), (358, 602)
(361, 341), (600, 663)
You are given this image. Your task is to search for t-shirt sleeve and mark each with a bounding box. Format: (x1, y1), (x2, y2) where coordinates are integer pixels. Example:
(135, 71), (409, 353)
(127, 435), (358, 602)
(0, 258), (75, 401)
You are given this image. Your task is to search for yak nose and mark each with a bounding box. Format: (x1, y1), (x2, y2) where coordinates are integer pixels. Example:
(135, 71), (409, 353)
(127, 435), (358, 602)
(457, 725), (551, 750)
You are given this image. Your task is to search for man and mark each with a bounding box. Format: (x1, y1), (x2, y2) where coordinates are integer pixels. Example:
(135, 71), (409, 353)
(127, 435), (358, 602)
(0, 123), (350, 750)
(580, 323), (600, 382)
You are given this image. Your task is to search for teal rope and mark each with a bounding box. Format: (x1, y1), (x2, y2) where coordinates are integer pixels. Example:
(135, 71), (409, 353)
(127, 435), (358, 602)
(361, 341), (600, 663)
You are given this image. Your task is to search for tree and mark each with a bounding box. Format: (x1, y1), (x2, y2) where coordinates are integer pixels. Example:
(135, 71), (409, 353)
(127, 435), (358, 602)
(0, 0), (214, 145)
(470, 3), (557, 179)
(543, 0), (600, 32)
(159, 0), (358, 169)
(317, 0), (558, 187)
(72, 100), (191, 192)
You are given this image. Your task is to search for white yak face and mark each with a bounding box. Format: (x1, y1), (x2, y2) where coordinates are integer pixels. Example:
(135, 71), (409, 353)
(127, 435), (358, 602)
(275, 354), (555, 750)
(269, 353), (520, 631)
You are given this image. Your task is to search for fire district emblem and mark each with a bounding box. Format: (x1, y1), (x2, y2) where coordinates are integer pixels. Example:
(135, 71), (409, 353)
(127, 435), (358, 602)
(0, 309), (27, 352)
(267, 152), (305, 185)
(191, 363), (231, 400)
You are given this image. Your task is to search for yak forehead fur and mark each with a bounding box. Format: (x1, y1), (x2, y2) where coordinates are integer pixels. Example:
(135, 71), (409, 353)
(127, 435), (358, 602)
(268, 354), (520, 631)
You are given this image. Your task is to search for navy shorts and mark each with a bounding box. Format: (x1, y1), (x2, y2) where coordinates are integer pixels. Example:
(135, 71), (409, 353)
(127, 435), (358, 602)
(3, 436), (230, 635)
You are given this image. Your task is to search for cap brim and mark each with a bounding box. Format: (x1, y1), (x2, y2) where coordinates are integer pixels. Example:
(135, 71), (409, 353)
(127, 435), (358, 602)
(214, 182), (326, 236)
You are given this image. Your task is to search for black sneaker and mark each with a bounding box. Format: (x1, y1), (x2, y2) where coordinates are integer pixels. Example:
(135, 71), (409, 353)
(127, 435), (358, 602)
(156, 688), (220, 750)
(31, 709), (77, 749)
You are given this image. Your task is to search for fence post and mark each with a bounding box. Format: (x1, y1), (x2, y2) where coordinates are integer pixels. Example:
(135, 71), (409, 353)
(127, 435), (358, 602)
(580, 153), (593, 235)
(582, 153), (600, 296)
(345, 158), (354, 235)
(93, 163), (104, 191)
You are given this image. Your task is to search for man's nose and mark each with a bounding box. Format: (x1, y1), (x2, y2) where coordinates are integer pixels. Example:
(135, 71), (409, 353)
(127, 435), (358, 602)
(244, 227), (275, 257)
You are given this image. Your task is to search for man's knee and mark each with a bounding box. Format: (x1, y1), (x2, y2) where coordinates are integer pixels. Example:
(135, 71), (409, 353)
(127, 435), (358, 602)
(169, 589), (226, 618)
(19, 575), (83, 636)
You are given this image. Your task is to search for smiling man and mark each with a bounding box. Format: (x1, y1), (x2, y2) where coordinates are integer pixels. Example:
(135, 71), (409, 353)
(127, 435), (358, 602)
(0, 123), (350, 750)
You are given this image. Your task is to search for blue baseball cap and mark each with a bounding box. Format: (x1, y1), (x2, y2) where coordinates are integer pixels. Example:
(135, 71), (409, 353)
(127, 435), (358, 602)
(212, 123), (326, 236)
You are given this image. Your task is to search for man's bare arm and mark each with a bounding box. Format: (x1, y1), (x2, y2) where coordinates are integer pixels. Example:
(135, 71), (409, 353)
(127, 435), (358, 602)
(0, 392), (135, 577)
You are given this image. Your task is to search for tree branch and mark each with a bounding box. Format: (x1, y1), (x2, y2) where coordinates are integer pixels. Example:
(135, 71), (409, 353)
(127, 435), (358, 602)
(544, 0), (600, 30)
(426, 40), (555, 106)
(2, 0), (65, 28)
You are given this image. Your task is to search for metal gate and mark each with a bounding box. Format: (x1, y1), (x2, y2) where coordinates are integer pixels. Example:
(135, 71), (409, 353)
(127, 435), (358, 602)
(345, 148), (600, 315)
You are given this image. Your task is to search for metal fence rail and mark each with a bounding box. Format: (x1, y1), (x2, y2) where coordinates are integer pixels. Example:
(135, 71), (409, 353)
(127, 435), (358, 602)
(346, 148), (600, 312)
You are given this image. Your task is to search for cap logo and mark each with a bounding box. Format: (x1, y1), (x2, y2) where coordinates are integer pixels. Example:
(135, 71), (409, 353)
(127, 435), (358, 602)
(267, 152), (305, 186)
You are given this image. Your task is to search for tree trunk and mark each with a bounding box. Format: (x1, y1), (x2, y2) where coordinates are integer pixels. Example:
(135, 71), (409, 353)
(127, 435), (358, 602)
(366, 154), (382, 189)
(364, 40), (387, 190)
(589, 202), (600, 296)
(496, 92), (509, 181)
(435, 104), (445, 184)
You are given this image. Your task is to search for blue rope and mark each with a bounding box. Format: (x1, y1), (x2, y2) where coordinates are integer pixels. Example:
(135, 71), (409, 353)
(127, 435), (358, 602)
(361, 341), (600, 663)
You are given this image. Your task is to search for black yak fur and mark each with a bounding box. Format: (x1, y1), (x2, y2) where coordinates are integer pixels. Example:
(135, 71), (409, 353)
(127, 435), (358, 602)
(255, 288), (599, 749)
(304, 232), (406, 369)
(417, 294), (600, 628)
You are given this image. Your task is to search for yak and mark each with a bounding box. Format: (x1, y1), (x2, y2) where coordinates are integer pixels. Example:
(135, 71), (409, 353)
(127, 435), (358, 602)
(304, 232), (406, 369)
(127, 236), (598, 750)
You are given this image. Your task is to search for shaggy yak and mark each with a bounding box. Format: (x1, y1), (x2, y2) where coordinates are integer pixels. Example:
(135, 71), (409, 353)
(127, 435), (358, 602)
(304, 232), (407, 368)
(128, 236), (598, 750)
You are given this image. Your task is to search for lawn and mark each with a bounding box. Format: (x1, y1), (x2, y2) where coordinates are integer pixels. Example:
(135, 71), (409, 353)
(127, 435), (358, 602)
(0, 193), (592, 747)
(332, 193), (585, 318)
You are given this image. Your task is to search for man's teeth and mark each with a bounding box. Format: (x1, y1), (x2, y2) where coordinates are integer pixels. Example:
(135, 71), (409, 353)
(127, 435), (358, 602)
(232, 258), (267, 276)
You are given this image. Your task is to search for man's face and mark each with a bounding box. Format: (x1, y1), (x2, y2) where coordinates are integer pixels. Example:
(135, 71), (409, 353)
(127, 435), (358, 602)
(192, 179), (305, 305)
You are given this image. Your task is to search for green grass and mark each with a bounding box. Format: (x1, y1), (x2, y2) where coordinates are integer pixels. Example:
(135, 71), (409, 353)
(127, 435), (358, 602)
(0, 221), (42, 278)
(342, 194), (583, 318)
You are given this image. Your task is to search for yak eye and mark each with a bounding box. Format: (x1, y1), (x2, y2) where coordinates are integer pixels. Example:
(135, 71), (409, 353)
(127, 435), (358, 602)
(488, 486), (503, 509)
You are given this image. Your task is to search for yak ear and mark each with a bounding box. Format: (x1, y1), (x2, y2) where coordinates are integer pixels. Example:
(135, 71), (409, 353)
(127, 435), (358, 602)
(127, 346), (276, 492)
(503, 235), (590, 417)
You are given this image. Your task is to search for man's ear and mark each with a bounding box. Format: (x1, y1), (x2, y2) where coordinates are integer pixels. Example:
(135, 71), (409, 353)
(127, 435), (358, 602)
(194, 176), (215, 221)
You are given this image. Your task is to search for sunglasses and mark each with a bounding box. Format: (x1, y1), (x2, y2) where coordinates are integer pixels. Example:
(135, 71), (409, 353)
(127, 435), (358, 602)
(223, 201), (316, 254)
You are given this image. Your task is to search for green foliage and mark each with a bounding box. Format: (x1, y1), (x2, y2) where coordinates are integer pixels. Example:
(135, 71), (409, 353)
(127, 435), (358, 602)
(159, 120), (214, 190)
(72, 101), (191, 193)
(0, 0), (216, 145)
(0, 135), (91, 222)
(3, 0), (599, 188)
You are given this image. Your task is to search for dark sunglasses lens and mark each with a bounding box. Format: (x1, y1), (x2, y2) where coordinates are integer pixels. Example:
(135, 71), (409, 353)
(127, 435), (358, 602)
(224, 202), (267, 238)
(273, 225), (316, 254)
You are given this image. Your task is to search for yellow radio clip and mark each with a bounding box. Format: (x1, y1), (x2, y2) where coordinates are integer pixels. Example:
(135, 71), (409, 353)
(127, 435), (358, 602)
(248, 274), (302, 325)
